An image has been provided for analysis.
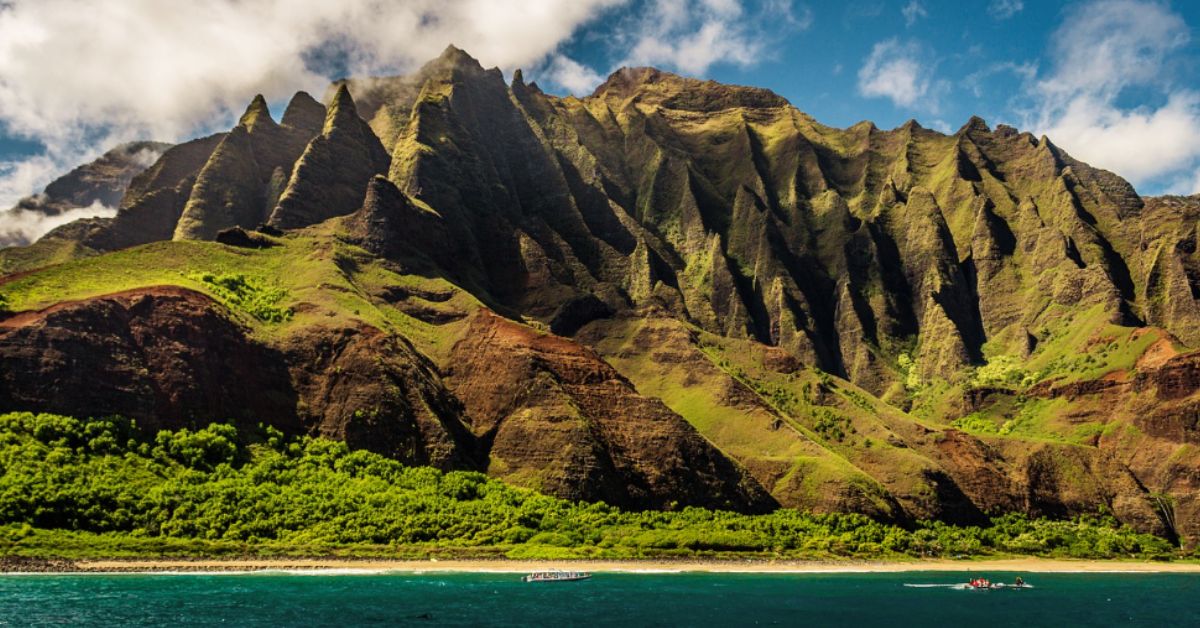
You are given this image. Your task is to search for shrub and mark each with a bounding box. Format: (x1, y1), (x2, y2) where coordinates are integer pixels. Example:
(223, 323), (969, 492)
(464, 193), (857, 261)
(189, 272), (292, 323)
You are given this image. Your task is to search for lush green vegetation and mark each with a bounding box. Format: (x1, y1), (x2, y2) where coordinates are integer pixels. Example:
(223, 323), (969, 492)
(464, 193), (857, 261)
(188, 272), (292, 323)
(0, 412), (1182, 561)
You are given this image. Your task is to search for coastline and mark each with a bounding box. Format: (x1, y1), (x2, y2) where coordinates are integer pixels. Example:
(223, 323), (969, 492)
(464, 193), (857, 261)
(6, 557), (1200, 574)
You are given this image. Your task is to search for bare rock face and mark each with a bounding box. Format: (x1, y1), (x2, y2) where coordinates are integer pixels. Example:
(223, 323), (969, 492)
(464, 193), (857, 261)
(85, 134), (228, 249)
(445, 310), (775, 512)
(344, 175), (452, 272)
(172, 125), (266, 240)
(281, 324), (478, 469)
(10, 49), (1190, 394)
(0, 287), (298, 431)
(20, 90), (327, 254)
(2, 141), (169, 229)
(0, 141), (171, 249)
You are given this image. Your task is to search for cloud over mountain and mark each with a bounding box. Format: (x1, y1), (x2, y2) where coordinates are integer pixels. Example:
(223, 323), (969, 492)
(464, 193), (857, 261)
(1027, 0), (1200, 193)
(0, 0), (622, 212)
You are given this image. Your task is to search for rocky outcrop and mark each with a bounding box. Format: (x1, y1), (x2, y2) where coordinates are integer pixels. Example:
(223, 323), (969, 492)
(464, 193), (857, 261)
(344, 175), (452, 272)
(0, 287), (298, 431)
(0, 284), (773, 509)
(280, 324), (478, 469)
(444, 310), (775, 512)
(172, 125), (266, 240)
(10, 50), (1189, 389)
(3, 48), (1200, 534)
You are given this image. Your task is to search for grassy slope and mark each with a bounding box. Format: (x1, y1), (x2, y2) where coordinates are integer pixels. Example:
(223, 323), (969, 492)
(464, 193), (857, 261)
(585, 317), (953, 518)
(0, 224), (481, 359)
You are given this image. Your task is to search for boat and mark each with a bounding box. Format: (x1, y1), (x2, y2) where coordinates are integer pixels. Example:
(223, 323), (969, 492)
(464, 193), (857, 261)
(521, 570), (592, 583)
(965, 577), (1032, 590)
(965, 577), (993, 590)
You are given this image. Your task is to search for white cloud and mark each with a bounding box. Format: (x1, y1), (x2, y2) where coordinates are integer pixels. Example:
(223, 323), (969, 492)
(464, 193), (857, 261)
(1036, 0), (1187, 104)
(902, 1), (927, 27)
(1040, 93), (1200, 185)
(1161, 168), (1200, 196)
(987, 0), (1023, 20)
(537, 0), (808, 97)
(929, 119), (952, 134)
(542, 55), (607, 95)
(857, 39), (931, 109)
(0, 200), (116, 248)
(615, 0), (808, 76)
(0, 0), (625, 214)
(965, 60), (1037, 98)
(1023, 0), (1200, 193)
(0, 154), (58, 215)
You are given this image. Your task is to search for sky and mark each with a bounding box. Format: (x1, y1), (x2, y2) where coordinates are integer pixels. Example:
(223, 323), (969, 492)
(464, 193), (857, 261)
(2, 0), (1200, 241)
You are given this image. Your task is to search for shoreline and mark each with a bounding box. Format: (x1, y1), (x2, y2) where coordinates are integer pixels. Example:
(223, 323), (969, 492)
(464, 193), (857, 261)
(5, 557), (1200, 575)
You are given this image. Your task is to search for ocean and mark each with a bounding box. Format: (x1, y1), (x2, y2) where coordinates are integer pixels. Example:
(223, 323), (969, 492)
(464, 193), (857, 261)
(1, 571), (1197, 626)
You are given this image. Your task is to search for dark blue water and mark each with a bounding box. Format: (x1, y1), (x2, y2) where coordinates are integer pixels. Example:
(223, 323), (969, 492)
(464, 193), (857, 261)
(1, 571), (1197, 627)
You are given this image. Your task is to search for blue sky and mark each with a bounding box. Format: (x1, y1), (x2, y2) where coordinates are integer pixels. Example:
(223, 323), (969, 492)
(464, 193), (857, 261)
(555, 0), (1066, 131)
(1, 0), (1199, 239)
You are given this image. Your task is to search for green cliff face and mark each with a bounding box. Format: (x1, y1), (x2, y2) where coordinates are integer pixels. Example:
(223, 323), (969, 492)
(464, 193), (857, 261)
(173, 93), (326, 240)
(3, 47), (1200, 543)
(266, 85), (391, 231)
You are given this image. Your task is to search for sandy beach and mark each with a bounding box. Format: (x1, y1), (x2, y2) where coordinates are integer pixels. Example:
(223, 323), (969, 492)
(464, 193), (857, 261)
(22, 557), (1196, 574)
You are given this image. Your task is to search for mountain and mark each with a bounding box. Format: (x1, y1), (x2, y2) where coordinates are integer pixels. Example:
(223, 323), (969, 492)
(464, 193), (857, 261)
(0, 141), (170, 249)
(1, 47), (1198, 543)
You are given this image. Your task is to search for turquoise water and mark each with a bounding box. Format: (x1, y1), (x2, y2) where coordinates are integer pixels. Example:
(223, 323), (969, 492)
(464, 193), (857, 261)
(1, 571), (1198, 626)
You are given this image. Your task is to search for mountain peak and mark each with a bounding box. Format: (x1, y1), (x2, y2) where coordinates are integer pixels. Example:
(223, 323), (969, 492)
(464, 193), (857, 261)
(592, 66), (788, 111)
(281, 91), (325, 131)
(592, 67), (676, 98)
(426, 44), (485, 75)
(957, 115), (991, 135)
(238, 94), (276, 133)
(323, 84), (361, 133)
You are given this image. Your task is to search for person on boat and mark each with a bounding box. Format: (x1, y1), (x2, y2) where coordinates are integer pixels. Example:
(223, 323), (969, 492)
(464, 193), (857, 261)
(1014, 576), (1024, 587)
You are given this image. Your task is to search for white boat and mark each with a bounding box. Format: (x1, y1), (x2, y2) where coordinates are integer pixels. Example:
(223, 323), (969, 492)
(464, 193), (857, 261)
(521, 570), (592, 583)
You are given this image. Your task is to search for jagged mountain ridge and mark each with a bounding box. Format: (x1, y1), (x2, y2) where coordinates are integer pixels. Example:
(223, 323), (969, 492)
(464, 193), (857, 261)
(332, 48), (1190, 396)
(2, 46), (1199, 541)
